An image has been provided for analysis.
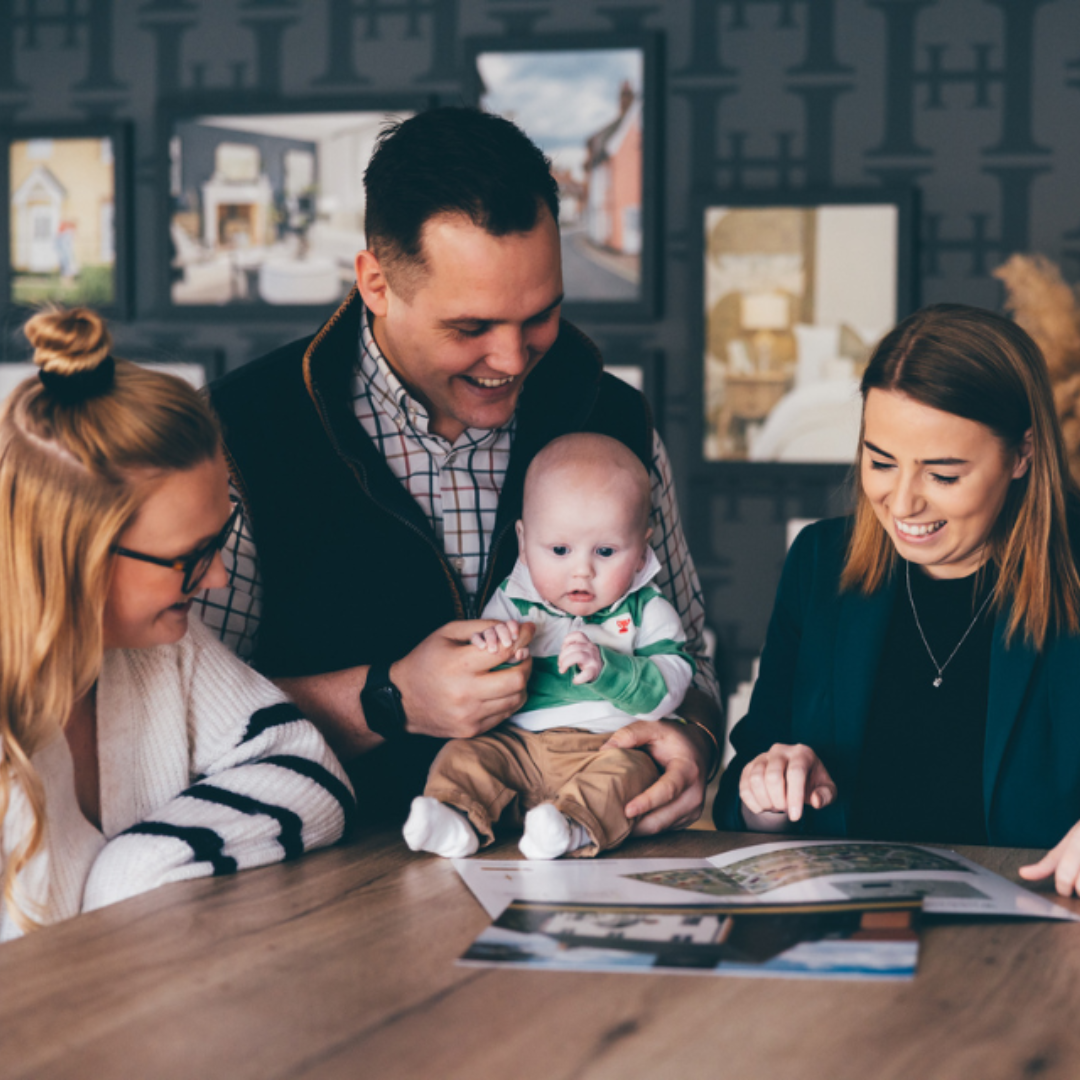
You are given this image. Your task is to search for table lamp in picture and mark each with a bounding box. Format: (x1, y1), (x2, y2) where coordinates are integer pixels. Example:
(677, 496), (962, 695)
(741, 291), (789, 372)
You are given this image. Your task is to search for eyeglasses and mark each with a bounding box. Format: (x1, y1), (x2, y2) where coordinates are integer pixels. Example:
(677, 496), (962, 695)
(112, 501), (242, 594)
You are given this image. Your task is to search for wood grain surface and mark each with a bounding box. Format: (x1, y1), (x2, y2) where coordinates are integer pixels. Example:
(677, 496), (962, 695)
(2, 829), (1078, 1080)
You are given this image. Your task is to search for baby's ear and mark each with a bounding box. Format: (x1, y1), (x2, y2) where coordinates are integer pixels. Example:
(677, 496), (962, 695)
(515, 519), (526, 560)
(638, 527), (654, 568)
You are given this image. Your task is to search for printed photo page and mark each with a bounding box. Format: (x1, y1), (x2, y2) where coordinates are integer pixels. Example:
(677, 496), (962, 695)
(453, 840), (1077, 922)
(459, 897), (922, 980)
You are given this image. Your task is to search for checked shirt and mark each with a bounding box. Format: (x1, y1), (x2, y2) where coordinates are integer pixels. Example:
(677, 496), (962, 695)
(197, 308), (719, 704)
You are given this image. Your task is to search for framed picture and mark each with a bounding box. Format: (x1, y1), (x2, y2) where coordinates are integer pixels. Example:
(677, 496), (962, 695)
(0, 349), (223, 405)
(696, 188), (917, 466)
(119, 345), (227, 386)
(600, 348), (663, 435)
(465, 33), (662, 322)
(0, 122), (132, 318)
(605, 353), (663, 428)
(158, 95), (432, 318)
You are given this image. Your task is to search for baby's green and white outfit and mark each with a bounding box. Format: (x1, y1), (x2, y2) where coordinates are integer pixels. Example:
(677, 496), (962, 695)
(421, 549), (695, 856)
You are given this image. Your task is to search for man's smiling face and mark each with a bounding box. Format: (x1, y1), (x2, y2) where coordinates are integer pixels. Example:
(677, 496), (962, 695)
(359, 205), (564, 443)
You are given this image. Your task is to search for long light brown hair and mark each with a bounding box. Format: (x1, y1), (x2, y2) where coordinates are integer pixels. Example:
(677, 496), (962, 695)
(0, 307), (219, 932)
(841, 303), (1080, 650)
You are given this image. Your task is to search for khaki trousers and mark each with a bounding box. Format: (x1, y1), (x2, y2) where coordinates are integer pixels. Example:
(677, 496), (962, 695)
(424, 725), (660, 857)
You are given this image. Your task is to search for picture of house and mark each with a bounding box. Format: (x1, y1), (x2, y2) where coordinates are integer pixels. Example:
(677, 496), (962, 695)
(477, 47), (644, 304)
(9, 137), (116, 306)
(583, 80), (642, 260)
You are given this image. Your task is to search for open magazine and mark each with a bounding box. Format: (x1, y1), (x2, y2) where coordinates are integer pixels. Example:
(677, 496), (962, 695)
(454, 839), (1078, 922)
(454, 840), (1075, 980)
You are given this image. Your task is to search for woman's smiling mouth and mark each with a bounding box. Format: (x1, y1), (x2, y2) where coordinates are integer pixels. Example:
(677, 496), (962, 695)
(895, 518), (946, 538)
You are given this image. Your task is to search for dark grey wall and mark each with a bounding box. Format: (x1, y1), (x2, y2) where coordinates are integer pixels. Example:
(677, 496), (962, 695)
(2, 0), (1078, 694)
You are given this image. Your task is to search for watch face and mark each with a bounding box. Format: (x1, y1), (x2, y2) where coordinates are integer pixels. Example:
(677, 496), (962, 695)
(367, 678), (404, 738)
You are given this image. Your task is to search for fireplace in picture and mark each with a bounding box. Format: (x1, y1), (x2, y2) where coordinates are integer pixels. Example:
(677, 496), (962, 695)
(202, 176), (272, 249)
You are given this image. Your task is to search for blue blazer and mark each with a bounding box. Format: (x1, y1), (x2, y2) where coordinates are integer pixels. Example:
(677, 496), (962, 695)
(714, 517), (1080, 848)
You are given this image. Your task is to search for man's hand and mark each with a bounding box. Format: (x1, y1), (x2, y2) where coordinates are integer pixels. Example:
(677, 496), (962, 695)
(601, 689), (719, 835)
(739, 743), (837, 824)
(558, 631), (602, 685)
(1019, 820), (1080, 898)
(393, 619), (536, 739)
(274, 620), (535, 760)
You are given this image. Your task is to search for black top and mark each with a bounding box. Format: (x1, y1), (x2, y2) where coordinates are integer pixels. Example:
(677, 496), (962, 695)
(850, 561), (995, 845)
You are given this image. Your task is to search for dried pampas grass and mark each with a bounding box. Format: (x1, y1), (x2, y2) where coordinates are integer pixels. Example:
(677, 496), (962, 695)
(994, 254), (1080, 483)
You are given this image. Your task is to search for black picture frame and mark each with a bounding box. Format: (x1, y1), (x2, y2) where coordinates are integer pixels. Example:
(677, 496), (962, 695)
(0, 121), (133, 321)
(0, 348), (222, 403)
(157, 93), (434, 320)
(605, 351), (664, 436)
(119, 345), (227, 385)
(692, 186), (918, 475)
(464, 32), (663, 323)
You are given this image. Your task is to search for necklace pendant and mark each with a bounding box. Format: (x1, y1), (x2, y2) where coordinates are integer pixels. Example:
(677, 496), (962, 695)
(933, 676), (943, 688)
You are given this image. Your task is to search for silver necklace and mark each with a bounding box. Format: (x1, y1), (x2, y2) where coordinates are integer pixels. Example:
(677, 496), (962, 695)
(906, 561), (994, 688)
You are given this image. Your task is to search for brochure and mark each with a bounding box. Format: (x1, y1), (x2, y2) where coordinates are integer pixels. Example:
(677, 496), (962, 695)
(459, 897), (921, 980)
(453, 839), (1078, 922)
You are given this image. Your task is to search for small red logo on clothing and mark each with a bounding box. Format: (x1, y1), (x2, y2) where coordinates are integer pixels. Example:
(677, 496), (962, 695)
(616, 617), (631, 634)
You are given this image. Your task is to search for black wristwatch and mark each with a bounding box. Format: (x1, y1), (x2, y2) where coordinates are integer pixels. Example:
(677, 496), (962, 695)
(361, 661), (409, 740)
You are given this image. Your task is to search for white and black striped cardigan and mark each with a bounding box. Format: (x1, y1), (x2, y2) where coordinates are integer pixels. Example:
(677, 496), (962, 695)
(1, 616), (353, 941)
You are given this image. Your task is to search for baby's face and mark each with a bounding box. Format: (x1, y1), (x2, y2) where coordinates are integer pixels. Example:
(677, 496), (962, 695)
(517, 472), (650, 617)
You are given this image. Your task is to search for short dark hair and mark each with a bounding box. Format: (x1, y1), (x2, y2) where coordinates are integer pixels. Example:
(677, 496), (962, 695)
(364, 107), (560, 282)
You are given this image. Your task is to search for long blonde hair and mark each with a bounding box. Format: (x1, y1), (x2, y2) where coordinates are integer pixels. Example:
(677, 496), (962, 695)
(841, 303), (1080, 650)
(0, 307), (219, 932)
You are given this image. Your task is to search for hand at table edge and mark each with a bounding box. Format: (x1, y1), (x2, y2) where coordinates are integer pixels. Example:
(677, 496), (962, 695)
(1019, 819), (1080, 897)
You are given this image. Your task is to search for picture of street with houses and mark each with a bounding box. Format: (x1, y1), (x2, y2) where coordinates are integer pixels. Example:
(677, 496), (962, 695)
(477, 47), (644, 304)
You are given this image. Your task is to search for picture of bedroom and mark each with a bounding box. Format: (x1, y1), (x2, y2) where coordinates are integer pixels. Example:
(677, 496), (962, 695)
(701, 192), (913, 463)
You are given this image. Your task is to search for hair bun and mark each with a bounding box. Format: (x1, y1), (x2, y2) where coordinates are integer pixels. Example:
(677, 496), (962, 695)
(24, 307), (115, 403)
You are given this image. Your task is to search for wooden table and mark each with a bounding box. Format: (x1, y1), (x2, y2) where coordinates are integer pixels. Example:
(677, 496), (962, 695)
(3, 828), (1079, 1080)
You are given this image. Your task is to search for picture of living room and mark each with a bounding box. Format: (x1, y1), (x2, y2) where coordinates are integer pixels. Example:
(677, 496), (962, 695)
(168, 110), (412, 308)
(8, 136), (116, 307)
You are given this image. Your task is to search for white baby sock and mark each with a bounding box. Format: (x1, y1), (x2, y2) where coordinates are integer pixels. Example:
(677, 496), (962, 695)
(403, 796), (479, 858)
(519, 803), (591, 860)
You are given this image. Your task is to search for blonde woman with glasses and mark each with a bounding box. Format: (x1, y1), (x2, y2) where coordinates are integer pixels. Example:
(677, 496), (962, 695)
(0, 307), (353, 940)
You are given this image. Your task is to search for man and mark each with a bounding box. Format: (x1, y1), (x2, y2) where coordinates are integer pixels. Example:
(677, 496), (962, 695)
(199, 107), (721, 827)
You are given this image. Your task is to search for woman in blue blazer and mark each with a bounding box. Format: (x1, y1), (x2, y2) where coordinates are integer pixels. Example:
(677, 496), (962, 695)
(715, 304), (1080, 896)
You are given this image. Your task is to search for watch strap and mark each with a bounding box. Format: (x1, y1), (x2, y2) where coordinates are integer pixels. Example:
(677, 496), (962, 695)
(361, 661), (408, 740)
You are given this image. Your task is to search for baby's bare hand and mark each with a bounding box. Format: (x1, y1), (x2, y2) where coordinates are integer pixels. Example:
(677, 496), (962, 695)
(558, 631), (602, 685)
(471, 620), (521, 654)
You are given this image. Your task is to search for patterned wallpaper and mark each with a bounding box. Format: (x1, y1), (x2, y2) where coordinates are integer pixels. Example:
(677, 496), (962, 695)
(2, 0), (1078, 690)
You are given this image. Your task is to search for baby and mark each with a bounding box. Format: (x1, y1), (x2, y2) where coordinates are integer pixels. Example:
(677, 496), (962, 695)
(403, 432), (695, 860)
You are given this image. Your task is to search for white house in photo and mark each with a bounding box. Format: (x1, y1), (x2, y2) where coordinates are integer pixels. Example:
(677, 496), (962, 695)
(12, 165), (66, 273)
